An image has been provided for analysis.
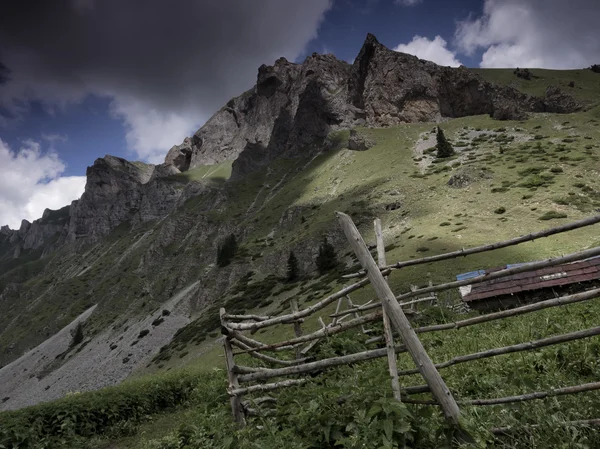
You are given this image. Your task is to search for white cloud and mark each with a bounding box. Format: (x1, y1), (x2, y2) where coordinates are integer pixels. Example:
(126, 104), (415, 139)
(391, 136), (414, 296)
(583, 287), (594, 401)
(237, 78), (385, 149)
(109, 97), (203, 164)
(0, 139), (86, 229)
(394, 0), (422, 5)
(455, 0), (600, 68)
(394, 35), (462, 67)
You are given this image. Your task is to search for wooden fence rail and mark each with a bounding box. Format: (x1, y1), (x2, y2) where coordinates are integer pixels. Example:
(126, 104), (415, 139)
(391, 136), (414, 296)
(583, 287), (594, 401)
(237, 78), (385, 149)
(219, 212), (600, 439)
(343, 214), (600, 278)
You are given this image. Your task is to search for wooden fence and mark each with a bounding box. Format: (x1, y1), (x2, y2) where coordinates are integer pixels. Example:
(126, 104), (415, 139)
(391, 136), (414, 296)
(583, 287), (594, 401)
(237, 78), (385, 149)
(219, 213), (600, 435)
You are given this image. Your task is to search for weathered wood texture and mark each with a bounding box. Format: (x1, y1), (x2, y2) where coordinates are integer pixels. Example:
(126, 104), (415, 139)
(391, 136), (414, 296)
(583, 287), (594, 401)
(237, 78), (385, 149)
(367, 286), (600, 344)
(343, 214), (600, 278)
(336, 211), (461, 426)
(232, 379), (308, 396)
(397, 326), (600, 376)
(233, 309), (390, 354)
(374, 218), (402, 402)
(221, 310), (246, 426)
(491, 419), (600, 435)
(238, 344), (407, 383)
(403, 381), (600, 406)
(342, 246), (600, 317)
(225, 276), (372, 332)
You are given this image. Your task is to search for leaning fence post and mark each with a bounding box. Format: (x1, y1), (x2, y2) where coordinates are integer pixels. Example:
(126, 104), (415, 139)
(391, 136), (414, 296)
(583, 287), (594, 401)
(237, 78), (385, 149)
(374, 218), (402, 402)
(289, 298), (304, 359)
(336, 212), (462, 427)
(220, 308), (246, 427)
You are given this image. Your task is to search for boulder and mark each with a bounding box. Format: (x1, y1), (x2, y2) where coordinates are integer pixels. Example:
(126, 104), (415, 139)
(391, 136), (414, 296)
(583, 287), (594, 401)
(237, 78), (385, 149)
(348, 129), (375, 151)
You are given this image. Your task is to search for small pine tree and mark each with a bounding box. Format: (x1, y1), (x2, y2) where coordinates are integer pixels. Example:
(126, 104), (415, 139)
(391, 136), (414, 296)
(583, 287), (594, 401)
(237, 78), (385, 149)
(316, 237), (337, 275)
(216, 234), (238, 267)
(436, 126), (454, 158)
(287, 251), (299, 281)
(71, 323), (84, 347)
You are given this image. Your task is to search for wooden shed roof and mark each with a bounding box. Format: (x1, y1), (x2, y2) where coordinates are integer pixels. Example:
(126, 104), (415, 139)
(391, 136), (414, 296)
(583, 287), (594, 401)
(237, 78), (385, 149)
(458, 256), (600, 303)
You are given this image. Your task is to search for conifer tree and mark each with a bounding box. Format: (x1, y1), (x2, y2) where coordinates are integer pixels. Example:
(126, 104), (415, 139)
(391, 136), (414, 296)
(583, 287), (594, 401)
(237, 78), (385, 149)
(316, 237), (337, 275)
(436, 126), (454, 158)
(287, 251), (299, 281)
(216, 234), (238, 267)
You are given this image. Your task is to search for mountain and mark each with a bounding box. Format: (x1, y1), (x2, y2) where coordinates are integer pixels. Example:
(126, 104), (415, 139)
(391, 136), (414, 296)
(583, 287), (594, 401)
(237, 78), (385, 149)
(0, 33), (594, 412)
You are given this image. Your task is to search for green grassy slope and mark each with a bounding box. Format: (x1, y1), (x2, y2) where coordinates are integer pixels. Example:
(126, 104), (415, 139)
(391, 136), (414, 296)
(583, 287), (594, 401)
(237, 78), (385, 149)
(472, 67), (600, 105)
(2, 72), (600, 448)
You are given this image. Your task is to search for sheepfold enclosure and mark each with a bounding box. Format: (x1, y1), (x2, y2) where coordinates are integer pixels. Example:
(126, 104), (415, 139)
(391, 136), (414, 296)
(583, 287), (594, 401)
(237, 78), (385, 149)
(219, 212), (600, 438)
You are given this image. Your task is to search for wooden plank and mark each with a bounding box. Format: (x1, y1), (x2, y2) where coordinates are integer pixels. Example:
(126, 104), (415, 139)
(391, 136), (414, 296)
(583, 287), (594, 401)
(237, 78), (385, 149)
(220, 308), (246, 427)
(336, 211), (462, 427)
(374, 218), (402, 403)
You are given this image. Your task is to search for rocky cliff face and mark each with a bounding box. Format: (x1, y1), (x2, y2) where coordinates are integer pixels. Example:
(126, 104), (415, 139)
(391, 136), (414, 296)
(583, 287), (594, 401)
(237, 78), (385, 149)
(166, 33), (580, 179)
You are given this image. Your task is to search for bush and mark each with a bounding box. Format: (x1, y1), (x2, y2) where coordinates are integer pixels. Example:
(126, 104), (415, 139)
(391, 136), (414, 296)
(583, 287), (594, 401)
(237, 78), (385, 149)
(216, 234), (237, 267)
(316, 237), (337, 275)
(494, 207), (506, 214)
(539, 211), (568, 221)
(0, 371), (215, 448)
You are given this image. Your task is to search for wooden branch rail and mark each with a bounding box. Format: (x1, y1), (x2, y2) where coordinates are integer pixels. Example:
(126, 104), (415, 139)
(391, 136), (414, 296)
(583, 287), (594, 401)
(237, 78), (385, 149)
(238, 344), (407, 383)
(490, 418), (600, 435)
(330, 295), (436, 318)
(343, 214), (600, 278)
(336, 211), (463, 427)
(366, 287), (600, 344)
(397, 325), (600, 377)
(233, 309), (387, 354)
(224, 276), (373, 332)
(230, 338), (311, 366)
(223, 314), (271, 322)
(403, 381), (600, 406)
(343, 246), (600, 318)
(231, 379), (308, 397)
(226, 328), (296, 352)
(375, 217), (402, 403)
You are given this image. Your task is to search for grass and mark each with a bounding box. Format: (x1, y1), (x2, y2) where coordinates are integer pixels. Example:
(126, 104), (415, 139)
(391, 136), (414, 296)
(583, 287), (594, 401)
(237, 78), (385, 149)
(2, 72), (600, 447)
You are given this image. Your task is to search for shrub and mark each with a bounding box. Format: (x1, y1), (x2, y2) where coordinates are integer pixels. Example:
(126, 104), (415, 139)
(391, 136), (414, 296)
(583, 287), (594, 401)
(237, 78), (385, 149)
(216, 234), (238, 267)
(494, 207), (506, 214)
(436, 127), (454, 158)
(138, 329), (150, 339)
(539, 211), (568, 220)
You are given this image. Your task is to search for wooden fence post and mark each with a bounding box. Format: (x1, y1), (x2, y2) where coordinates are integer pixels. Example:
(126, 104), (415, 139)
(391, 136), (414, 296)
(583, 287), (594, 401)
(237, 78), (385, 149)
(289, 298), (304, 359)
(220, 308), (246, 426)
(336, 212), (462, 426)
(374, 218), (402, 402)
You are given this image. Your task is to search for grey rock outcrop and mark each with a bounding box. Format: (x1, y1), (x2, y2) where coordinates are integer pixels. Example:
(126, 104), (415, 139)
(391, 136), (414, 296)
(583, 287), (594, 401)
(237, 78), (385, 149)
(544, 86), (582, 113)
(170, 33), (580, 180)
(348, 129), (375, 151)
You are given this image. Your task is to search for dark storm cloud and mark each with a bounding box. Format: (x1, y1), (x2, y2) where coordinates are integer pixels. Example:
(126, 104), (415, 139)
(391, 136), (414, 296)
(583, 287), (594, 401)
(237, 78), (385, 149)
(0, 0), (332, 160)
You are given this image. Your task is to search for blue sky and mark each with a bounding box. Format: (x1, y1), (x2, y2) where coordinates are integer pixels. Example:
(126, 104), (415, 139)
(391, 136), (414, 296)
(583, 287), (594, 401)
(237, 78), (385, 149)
(0, 0), (599, 228)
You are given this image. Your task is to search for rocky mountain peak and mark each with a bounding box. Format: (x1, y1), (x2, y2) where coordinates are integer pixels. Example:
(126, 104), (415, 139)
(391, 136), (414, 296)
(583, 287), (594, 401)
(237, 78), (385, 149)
(167, 33), (581, 179)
